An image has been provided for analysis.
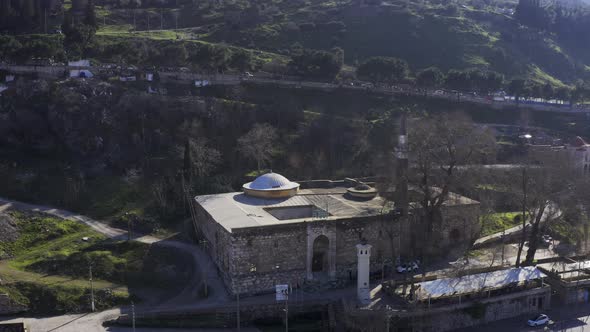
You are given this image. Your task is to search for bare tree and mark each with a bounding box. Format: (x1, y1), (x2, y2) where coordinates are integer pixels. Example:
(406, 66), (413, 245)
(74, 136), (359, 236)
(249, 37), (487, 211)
(181, 138), (221, 181)
(514, 157), (575, 266)
(237, 123), (278, 173)
(407, 113), (496, 257)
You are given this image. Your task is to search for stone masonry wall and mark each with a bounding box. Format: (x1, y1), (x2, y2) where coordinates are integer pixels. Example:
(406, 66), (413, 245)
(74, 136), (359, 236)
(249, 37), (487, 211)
(193, 196), (481, 296)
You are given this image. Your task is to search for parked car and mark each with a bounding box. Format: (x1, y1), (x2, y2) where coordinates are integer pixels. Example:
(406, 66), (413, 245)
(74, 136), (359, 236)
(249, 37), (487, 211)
(396, 260), (420, 273)
(540, 235), (553, 248)
(527, 314), (549, 327)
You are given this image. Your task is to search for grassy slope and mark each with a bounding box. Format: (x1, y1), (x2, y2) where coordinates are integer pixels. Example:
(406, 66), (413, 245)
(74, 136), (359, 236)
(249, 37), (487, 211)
(480, 211), (522, 237)
(0, 211), (153, 314)
(24, 0), (586, 84)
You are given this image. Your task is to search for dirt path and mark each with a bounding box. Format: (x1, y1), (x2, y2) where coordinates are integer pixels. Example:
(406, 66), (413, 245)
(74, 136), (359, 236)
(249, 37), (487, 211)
(0, 197), (229, 331)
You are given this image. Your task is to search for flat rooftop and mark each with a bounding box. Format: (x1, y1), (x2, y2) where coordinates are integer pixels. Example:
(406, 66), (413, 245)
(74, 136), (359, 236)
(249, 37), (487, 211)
(195, 187), (479, 233)
(195, 188), (387, 232)
(412, 267), (545, 300)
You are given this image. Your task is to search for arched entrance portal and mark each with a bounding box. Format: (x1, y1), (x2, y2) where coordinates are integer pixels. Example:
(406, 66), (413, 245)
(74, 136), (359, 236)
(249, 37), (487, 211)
(312, 235), (330, 276)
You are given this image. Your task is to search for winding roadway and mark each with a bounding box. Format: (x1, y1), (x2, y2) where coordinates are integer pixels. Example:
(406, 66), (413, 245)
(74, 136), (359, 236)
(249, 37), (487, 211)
(0, 197), (230, 331)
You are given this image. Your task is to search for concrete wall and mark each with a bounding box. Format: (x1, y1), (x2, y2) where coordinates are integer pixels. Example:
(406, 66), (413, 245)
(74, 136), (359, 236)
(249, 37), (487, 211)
(543, 277), (590, 304)
(403, 287), (551, 332)
(343, 286), (551, 332)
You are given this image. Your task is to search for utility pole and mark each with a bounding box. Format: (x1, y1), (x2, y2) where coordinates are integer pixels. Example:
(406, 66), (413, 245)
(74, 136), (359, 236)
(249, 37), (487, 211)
(199, 239), (209, 298)
(234, 256), (241, 332)
(175, 12), (178, 30)
(133, 10), (136, 30)
(516, 166), (527, 267)
(285, 288), (289, 332)
(160, 8), (163, 30)
(235, 279), (240, 332)
(132, 301), (136, 332)
(126, 212), (132, 241)
(147, 12), (150, 31)
(44, 8), (47, 34)
(501, 228), (506, 266)
(89, 264), (95, 312)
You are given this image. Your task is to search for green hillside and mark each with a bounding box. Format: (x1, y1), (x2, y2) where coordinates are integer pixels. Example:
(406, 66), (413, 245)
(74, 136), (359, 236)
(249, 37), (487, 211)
(3, 0), (590, 86)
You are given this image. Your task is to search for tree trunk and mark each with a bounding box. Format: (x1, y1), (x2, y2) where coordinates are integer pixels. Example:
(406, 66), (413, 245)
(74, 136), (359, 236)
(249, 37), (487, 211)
(515, 167), (527, 267)
(524, 205), (547, 265)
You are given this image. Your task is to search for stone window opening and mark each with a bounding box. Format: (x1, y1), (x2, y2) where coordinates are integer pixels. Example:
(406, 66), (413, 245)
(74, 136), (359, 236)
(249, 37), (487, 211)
(274, 240), (278, 248)
(247, 238), (253, 247)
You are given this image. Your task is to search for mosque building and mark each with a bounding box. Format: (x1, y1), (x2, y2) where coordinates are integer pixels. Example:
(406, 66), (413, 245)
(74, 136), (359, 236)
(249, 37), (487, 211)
(191, 172), (481, 295)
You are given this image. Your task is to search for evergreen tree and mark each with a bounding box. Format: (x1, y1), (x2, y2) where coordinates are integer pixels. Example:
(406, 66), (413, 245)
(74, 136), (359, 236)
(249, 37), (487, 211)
(183, 139), (193, 184)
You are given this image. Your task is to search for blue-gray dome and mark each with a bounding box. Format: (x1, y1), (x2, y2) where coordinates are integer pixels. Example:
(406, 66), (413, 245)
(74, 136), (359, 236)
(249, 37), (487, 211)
(244, 172), (298, 190)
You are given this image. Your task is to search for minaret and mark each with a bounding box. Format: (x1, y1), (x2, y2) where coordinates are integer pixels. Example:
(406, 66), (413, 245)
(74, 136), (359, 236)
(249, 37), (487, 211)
(394, 113), (409, 212)
(356, 242), (372, 305)
(394, 113), (409, 258)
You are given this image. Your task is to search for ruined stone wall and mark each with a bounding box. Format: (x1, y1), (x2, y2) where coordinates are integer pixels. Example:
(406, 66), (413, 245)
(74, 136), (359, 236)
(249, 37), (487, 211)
(230, 223), (308, 295)
(439, 203), (481, 246)
(228, 216), (400, 295)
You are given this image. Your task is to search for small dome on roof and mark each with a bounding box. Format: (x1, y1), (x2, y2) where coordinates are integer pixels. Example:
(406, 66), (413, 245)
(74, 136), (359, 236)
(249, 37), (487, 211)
(243, 172), (300, 198)
(354, 183), (371, 191)
(572, 136), (589, 148)
(247, 172), (293, 190)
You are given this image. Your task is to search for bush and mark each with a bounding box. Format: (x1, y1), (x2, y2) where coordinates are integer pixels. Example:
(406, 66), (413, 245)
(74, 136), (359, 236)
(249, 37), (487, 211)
(357, 57), (409, 83)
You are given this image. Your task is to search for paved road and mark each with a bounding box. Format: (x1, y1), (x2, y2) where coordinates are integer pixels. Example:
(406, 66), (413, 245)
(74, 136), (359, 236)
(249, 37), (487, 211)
(456, 302), (590, 331)
(0, 197), (229, 331)
(1, 63), (588, 115)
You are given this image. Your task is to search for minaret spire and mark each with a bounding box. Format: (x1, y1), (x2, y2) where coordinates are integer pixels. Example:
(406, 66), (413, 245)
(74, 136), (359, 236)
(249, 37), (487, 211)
(395, 112), (409, 215)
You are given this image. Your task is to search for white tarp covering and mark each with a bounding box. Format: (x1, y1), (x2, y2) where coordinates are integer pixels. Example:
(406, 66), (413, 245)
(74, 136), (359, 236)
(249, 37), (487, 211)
(0, 85), (8, 93)
(417, 267), (545, 299)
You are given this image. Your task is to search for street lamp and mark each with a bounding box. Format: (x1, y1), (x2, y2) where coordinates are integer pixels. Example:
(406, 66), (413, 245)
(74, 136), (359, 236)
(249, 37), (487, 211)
(198, 239), (209, 298)
(89, 262), (95, 312)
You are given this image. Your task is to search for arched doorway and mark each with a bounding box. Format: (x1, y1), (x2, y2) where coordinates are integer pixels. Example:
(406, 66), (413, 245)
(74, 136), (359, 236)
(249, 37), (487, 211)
(312, 235), (329, 275)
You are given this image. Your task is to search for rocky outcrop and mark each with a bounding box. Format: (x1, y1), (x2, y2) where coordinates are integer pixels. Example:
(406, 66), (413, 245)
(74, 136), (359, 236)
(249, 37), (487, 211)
(0, 294), (27, 315)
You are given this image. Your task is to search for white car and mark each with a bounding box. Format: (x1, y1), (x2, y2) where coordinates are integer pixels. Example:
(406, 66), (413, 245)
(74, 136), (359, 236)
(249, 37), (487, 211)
(527, 314), (549, 327)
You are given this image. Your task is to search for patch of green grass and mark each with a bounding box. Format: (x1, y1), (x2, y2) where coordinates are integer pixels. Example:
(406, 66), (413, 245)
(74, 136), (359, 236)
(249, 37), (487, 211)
(0, 281), (128, 315)
(549, 220), (581, 245)
(528, 65), (566, 87)
(0, 211), (160, 312)
(7, 222), (150, 285)
(0, 211), (88, 258)
(480, 211), (523, 237)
